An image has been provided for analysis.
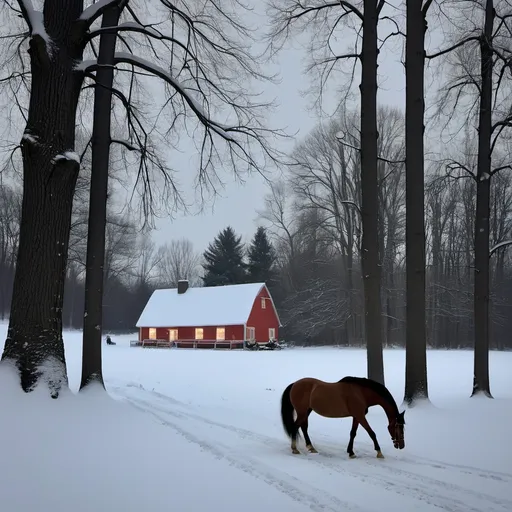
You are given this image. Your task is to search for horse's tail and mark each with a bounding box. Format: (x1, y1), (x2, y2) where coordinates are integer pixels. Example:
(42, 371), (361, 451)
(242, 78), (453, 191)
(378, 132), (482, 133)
(281, 382), (298, 439)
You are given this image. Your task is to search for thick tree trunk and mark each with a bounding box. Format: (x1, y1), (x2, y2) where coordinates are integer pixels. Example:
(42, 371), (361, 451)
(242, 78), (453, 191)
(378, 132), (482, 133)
(404, 0), (429, 405)
(1, 1), (85, 396)
(80, 6), (122, 390)
(472, 0), (494, 398)
(360, 0), (384, 384)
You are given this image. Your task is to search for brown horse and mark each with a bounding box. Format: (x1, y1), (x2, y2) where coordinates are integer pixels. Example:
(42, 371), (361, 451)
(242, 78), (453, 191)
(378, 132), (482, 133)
(280, 376), (405, 458)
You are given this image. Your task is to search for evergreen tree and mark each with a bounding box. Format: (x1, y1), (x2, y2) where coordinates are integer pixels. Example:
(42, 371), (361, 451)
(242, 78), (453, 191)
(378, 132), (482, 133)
(247, 227), (276, 284)
(202, 227), (247, 286)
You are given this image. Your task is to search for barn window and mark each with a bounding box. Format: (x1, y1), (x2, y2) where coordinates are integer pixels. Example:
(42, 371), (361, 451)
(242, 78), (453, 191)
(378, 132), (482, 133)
(247, 326), (255, 340)
(216, 327), (225, 341)
(169, 329), (178, 342)
(261, 297), (266, 309)
(195, 328), (204, 340)
(269, 328), (276, 340)
(149, 328), (157, 339)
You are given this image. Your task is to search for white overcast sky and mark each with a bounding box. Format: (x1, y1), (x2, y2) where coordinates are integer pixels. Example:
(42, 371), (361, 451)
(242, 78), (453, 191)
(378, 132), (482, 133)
(146, 15), (408, 254)
(4, 1), (448, 256)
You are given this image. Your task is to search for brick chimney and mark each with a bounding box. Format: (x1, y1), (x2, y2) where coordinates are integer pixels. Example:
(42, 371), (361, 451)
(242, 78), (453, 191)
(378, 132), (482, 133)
(177, 280), (189, 294)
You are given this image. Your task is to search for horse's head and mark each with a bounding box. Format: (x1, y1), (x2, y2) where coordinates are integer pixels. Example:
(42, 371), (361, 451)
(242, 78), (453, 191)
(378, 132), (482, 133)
(388, 410), (405, 449)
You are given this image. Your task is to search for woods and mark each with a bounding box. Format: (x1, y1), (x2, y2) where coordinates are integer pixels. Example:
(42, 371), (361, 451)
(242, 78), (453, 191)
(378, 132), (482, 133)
(1, 0), (512, 400)
(0, 0), (283, 393)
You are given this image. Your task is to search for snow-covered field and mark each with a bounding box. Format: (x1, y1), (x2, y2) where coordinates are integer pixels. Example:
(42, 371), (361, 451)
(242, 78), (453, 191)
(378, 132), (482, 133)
(1, 322), (511, 512)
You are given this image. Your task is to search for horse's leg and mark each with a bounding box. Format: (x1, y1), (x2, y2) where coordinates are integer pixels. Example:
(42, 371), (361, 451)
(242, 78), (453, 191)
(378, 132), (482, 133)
(359, 416), (384, 458)
(347, 417), (359, 459)
(299, 409), (317, 453)
(290, 409), (305, 455)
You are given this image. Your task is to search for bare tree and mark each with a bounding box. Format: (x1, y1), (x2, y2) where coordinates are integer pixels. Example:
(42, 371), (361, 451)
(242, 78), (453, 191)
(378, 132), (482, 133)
(403, 0), (434, 405)
(81, 3), (122, 390)
(156, 238), (201, 288)
(267, 0), (398, 382)
(288, 108), (405, 347)
(472, 0), (494, 398)
(0, 0), (284, 394)
(258, 180), (300, 279)
(431, 0), (512, 397)
(0, 0), (88, 396)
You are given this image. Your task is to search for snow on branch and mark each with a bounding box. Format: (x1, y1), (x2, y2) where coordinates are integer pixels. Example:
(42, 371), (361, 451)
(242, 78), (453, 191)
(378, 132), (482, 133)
(79, 0), (125, 25)
(490, 240), (512, 257)
(22, 129), (40, 145)
(16, 0), (52, 60)
(78, 52), (282, 166)
(79, 53), (230, 134)
(52, 151), (81, 165)
(73, 0), (288, 220)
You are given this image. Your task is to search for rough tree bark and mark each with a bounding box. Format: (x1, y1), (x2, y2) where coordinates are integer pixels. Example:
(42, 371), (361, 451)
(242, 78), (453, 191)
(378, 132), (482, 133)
(403, 0), (431, 405)
(1, 1), (86, 396)
(360, 0), (384, 384)
(472, 0), (494, 398)
(80, 5), (123, 390)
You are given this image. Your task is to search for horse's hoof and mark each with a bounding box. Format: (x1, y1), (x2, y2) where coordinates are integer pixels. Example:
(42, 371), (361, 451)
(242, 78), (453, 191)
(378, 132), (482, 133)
(349, 454), (357, 459)
(292, 448), (301, 454)
(376, 451), (384, 459)
(307, 447), (318, 454)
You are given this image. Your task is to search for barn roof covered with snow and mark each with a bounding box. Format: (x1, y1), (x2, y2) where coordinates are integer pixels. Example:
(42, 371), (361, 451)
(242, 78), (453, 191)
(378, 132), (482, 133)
(136, 282), (281, 328)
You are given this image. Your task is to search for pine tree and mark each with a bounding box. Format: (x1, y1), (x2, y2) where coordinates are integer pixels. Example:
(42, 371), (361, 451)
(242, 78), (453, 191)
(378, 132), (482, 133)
(247, 227), (276, 284)
(202, 227), (247, 286)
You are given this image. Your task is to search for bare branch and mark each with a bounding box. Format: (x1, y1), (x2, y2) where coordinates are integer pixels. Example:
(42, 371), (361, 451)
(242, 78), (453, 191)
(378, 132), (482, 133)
(426, 36), (480, 60)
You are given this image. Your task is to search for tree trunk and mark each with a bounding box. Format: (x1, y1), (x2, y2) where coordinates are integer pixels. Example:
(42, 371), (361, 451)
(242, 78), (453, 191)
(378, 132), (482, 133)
(1, 1), (85, 396)
(80, 6), (122, 390)
(404, 0), (429, 405)
(472, 0), (494, 398)
(360, 0), (384, 384)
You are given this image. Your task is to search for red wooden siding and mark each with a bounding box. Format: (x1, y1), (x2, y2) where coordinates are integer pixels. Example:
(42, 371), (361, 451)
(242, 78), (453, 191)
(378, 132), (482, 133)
(246, 286), (279, 342)
(139, 325), (245, 341)
(138, 284), (279, 345)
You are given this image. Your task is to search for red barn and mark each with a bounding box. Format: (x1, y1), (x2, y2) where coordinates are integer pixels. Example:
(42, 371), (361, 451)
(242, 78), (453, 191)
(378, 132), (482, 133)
(135, 281), (281, 348)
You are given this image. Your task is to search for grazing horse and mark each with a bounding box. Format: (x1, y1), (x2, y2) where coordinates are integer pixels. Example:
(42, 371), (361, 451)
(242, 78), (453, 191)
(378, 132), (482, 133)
(280, 376), (405, 458)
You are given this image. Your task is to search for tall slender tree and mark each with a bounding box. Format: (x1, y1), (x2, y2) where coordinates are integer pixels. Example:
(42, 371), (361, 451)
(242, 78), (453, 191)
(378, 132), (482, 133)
(80, 4), (123, 390)
(472, 0), (494, 398)
(403, 0), (433, 405)
(267, 0), (388, 383)
(360, 0), (385, 384)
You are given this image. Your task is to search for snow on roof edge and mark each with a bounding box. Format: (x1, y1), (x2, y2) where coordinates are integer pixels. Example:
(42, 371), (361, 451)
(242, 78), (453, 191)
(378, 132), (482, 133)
(135, 282), (275, 328)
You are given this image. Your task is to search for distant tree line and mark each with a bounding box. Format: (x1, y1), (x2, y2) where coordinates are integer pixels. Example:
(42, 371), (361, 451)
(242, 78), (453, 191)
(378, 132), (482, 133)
(0, 181), (198, 332)
(256, 107), (512, 351)
(3, 145), (512, 350)
(0, 197), (278, 332)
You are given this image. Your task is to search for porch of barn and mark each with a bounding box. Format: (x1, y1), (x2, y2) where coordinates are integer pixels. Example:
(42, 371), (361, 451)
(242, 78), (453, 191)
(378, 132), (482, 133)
(137, 325), (245, 349)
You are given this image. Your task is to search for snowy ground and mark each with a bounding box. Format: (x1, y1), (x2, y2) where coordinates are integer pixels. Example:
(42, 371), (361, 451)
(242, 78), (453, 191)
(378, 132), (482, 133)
(1, 323), (511, 512)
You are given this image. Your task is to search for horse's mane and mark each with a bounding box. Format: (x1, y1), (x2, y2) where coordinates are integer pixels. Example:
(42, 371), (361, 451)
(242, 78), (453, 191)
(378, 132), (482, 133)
(339, 376), (399, 415)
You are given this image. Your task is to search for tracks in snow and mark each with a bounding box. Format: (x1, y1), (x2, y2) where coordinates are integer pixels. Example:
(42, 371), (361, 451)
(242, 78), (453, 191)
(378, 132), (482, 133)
(111, 385), (512, 512)
(116, 390), (367, 512)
